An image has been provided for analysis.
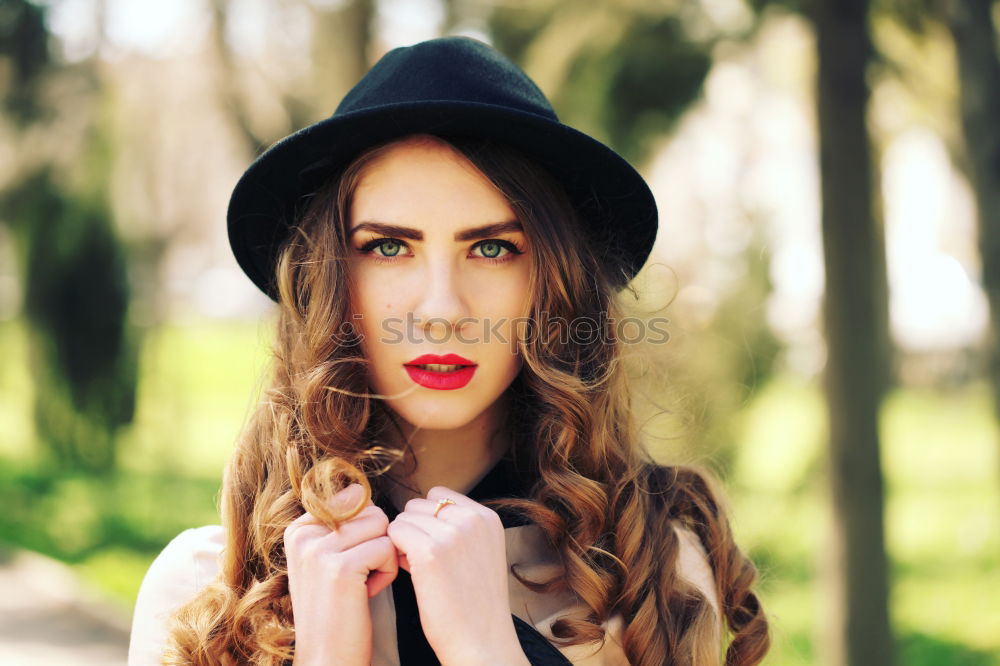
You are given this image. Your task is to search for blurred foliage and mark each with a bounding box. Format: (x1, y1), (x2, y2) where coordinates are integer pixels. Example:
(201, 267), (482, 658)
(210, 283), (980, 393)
(0, 0), (53, 125)
(637, 235), (783, 477)
(702, 233), (783, 474)
(747, 0), (805, 16)
(1, 167), (138, 473)
(878, 0), (957, 33)
(567, 13), (712, 164)
(0, 0), (137, 474)
(0, 464), (220, 562)
(489, 1), (713, 164)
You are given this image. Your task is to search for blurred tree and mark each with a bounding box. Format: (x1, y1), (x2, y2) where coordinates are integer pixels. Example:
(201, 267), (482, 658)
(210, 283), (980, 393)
(208, 0), (282, 155)
(2, 167), (137, 473)
(308, 0), (373, 113)
(488, 0), (714, 165)
(808, 0), (895, 664)
(943, 0), (1000, 480)
(208, 0), (374, 156)
(880, 0), (1000, 483)
(0, 0), (51, 125)
(0, 0), (138, 474)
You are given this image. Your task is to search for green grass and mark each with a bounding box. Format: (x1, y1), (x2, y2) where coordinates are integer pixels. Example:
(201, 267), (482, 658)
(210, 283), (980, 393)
(1, 317), (999, 664)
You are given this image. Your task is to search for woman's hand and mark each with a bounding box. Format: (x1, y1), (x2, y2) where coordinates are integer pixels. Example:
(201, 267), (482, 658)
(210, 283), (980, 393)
(284, 483), (398, 666)
(387, 487), (529, 666)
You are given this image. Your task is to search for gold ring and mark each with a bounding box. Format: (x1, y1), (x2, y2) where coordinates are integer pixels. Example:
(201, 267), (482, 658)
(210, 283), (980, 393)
(433, 498), (456, 518)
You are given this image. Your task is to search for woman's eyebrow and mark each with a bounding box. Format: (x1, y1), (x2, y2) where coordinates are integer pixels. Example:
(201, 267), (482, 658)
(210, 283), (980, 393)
(454, 220), (523, 241)
(348, 220), (523, 242)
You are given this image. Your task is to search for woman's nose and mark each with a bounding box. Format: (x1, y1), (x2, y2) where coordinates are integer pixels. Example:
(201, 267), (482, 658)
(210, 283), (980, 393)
(413, 260), (470, 342)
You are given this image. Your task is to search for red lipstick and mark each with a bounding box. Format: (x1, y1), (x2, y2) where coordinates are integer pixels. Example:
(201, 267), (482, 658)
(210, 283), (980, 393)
(403, 353), (477, 390)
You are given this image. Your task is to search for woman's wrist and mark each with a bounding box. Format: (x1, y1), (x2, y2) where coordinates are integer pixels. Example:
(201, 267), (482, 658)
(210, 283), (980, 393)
(484, 640), (532, 666)
(439, 621), (530, 666)
(442, 645), (530, 666)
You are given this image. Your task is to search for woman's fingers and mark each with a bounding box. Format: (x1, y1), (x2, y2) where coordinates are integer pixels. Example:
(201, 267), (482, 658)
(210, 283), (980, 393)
(425, 486), (486, 511)
(409, 487), (502, 527)
(347, 535), (399, 597)
(385, 516), (432, 565)
(287, 482), (366, 528)
(286, 508), (388, 554)
(285, 484), (390, 554)
(324, 482), (365, 510)
(386, 513), (428, 542)
(319, 505), (390, 551)
(283, 515), (330, 547)
(402, 498), (479, 523)
(397, 551), (411, 573)
(393, 510), (463, 536)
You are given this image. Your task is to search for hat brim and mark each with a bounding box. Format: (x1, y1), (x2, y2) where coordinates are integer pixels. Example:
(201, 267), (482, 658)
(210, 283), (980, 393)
(227, 101), (658, 300)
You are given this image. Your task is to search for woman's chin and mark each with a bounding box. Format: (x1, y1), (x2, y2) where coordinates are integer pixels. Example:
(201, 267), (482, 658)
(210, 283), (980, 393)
(383, 393), (487, 432)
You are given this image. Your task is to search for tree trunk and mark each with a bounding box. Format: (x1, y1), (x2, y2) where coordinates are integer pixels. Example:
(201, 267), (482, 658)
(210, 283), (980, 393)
(945, 0), (1000, 478)
(811, 0), (895, 664)
(309, 0), (374, 115)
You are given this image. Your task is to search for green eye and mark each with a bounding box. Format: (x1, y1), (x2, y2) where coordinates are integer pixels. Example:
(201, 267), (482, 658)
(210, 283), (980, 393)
(377, 239), (403, 256)
(479, 242), (502, 258)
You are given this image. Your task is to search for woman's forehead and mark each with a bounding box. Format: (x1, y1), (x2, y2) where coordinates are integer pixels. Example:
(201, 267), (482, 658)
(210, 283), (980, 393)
(349, 137), (519, 235)
(354, 134), (478, 183)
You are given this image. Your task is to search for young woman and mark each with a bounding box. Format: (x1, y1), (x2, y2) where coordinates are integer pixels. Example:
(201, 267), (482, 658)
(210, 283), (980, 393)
(128, 37), (769, 666)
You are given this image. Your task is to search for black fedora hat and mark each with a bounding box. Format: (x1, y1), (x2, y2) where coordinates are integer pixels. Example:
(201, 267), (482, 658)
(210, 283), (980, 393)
(227, 36), (658, 300)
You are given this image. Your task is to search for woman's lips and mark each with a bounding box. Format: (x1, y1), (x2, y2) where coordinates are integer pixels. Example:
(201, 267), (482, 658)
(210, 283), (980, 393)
(405, 353), (475, 366)
(403, 353), (477, 390)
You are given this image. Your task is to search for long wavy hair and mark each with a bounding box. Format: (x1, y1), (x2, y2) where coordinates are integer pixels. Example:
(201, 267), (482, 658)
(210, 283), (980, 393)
(164, 134), (770, 665)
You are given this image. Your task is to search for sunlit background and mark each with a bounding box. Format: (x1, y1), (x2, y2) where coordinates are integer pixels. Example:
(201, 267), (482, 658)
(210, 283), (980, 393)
(0, 0), (998, 664)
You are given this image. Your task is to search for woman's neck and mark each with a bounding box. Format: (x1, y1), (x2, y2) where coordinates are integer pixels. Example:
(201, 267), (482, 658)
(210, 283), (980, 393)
(383, 395), (511, 511)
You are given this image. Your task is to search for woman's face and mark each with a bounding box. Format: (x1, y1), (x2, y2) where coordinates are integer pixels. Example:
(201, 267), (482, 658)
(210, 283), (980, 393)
(347, 135), (532, 431)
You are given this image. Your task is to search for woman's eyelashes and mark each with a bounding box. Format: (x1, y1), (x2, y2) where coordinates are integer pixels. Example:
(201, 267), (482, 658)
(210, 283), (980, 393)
(356, 237), (526, 265)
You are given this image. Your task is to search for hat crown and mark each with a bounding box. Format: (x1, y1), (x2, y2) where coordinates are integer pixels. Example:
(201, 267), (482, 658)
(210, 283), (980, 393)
(335, 37), (558, 120)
